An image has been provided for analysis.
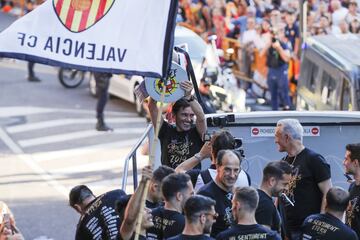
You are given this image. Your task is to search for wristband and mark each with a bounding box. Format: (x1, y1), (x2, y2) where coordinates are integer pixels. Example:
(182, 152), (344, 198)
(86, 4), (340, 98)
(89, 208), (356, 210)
(194, 153), (202, 161)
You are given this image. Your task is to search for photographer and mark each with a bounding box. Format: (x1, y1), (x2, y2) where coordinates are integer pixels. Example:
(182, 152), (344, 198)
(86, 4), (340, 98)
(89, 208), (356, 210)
(175, 131), (250, 192)
(260, 24), (291, 111)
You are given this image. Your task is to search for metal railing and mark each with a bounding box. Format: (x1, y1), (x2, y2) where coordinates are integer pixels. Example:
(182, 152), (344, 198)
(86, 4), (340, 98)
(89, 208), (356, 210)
(121, 123), (154, 191)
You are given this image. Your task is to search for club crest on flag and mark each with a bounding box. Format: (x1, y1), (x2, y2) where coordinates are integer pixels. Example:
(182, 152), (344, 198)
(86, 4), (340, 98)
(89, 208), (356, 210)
(145, 62), (188, 103)
(53, 0), (115, 33)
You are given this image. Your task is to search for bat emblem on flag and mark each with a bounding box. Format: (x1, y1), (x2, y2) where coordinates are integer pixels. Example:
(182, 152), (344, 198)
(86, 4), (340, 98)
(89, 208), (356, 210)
(53, 0), (115, 33)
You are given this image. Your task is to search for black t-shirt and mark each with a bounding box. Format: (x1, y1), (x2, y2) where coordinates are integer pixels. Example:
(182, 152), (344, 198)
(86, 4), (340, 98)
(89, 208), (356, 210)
(301, 213), (358, 240)
(146, 206), (185, 240)
(75, 189), (126, 240)
(346, 182), (360, 238)
(255, 189), (281, 232)
(159, 121), (204, 169)
(167, 234), (214, 240)
(215, 224), (281, 240)
(198, 181), (233, 238)
(279, 148), (331, 232)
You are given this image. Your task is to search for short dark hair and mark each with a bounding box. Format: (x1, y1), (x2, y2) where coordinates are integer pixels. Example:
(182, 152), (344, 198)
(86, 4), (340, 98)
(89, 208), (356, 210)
(234, 187), (259, 212)
(69, 185), (94, 207)
(346, 143), (360, 162)
(326, 187), (350, 212)
(216, 149), (242, 166)
(263, 161), (292, 182)
(153, 166), (175, 183)
(161, 173), (191, 201)
(212, 131), (236, 159)
(172, 98), (190, 115)
(184, 195), (216, 223)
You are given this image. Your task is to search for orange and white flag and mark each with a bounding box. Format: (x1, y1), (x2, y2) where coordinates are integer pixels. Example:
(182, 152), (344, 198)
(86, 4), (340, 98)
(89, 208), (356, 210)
(0, 0), (178, 78)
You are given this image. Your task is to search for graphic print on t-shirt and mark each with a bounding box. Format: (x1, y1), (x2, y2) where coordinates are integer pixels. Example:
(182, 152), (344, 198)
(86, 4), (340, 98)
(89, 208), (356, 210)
(346, 196), (359, 227)
(224, 192), (234, 226)
(167, 135), (193, 168)
(283, 166), (301, 205)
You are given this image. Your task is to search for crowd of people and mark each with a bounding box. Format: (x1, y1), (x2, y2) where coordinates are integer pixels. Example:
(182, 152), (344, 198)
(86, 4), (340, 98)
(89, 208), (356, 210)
(61, 80), (360, 240)
(178, 0), (360, 110)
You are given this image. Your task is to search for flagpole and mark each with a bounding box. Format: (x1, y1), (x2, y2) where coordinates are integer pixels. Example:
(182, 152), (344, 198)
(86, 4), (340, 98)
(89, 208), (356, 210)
(134, 78), (167, 240)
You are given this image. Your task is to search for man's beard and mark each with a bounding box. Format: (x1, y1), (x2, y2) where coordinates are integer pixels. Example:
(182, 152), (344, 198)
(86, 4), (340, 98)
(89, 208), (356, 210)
(203, 222), (212, 234)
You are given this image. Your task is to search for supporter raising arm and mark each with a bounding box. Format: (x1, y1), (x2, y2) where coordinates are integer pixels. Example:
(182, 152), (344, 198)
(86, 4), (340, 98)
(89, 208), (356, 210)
(119, 165), (153, 240)
(148, 81), (207, 169)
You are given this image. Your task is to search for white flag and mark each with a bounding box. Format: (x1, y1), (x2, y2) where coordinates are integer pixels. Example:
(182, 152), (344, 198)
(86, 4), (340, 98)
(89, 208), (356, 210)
(0, 0), (178, 78)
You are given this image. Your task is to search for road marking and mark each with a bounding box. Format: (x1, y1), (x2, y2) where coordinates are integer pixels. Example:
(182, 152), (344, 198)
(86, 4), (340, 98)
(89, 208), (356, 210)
(0, 127), (69, 197)
(33, 138), (140, 162)
(18, 128), (145, 148)
(0, 107), (56, 118)
(7, 117), (145, 133)
(0, 106), (138, 118)
(51, 159), (124, 175)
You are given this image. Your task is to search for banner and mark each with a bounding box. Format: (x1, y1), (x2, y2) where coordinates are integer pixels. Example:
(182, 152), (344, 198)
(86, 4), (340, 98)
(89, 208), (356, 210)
(0, 0), (178, 78)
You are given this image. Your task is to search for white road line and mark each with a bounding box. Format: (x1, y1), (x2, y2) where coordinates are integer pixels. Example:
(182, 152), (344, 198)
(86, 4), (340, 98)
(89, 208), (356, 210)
(0, 128), (69, 198)
(7, 117), (145, 133)
(33, 138), (140, 162)
(51, 159), (123, 175)
(0, 107), (56, 118)
(18, 128), (145, 148)
(0, 106), (138, 118)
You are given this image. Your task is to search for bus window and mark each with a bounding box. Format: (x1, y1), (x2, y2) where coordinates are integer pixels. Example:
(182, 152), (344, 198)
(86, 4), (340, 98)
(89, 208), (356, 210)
(341, 79), (352, 111)
(321, 71), (337, 106)
(309, 63), (319, 92)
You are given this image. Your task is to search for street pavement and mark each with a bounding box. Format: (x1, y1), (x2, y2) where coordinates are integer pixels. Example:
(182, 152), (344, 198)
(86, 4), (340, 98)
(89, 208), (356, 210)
(0, 12), (17, 32)
(0, 59), (149, 239)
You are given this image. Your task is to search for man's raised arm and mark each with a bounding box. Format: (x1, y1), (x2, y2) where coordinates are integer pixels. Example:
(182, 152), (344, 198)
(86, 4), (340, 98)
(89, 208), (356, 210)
(181, 81), (207, 138)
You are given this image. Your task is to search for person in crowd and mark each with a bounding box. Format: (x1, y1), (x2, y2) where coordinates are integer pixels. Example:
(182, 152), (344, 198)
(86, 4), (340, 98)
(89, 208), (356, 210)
(146, 173), (194, 239)
(175, 130), (250, 192)
(69, 178), (131, 239)
(346, 0), (360, 23)
(255, 160), (292, 233)
(27, 62), (41, 82)
(318, 15), (331, 34)
(260, 24), (291, 110)
(275, 118), (332, 239)
(25, 1), (41, 82)
(148, 81), (206, 169)
(198, 149), (242, 237)
(215, 186), (281, 240)
(198, 77), (216, 114)
(301, 187), (358, 240)
(349, 18), (360, 33)
(343, 143), (360, 238)
(284, 8), (300, 97)
(331, 0), (349, 33)
(93, 72), (113, 131)
(119, 166), (154, 240)
(168, 195), (216, 240)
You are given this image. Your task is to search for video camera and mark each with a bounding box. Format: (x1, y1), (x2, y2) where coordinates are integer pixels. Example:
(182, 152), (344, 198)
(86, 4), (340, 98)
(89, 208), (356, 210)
(203, 132), (245, 158)
(270, 27), (279, 43)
